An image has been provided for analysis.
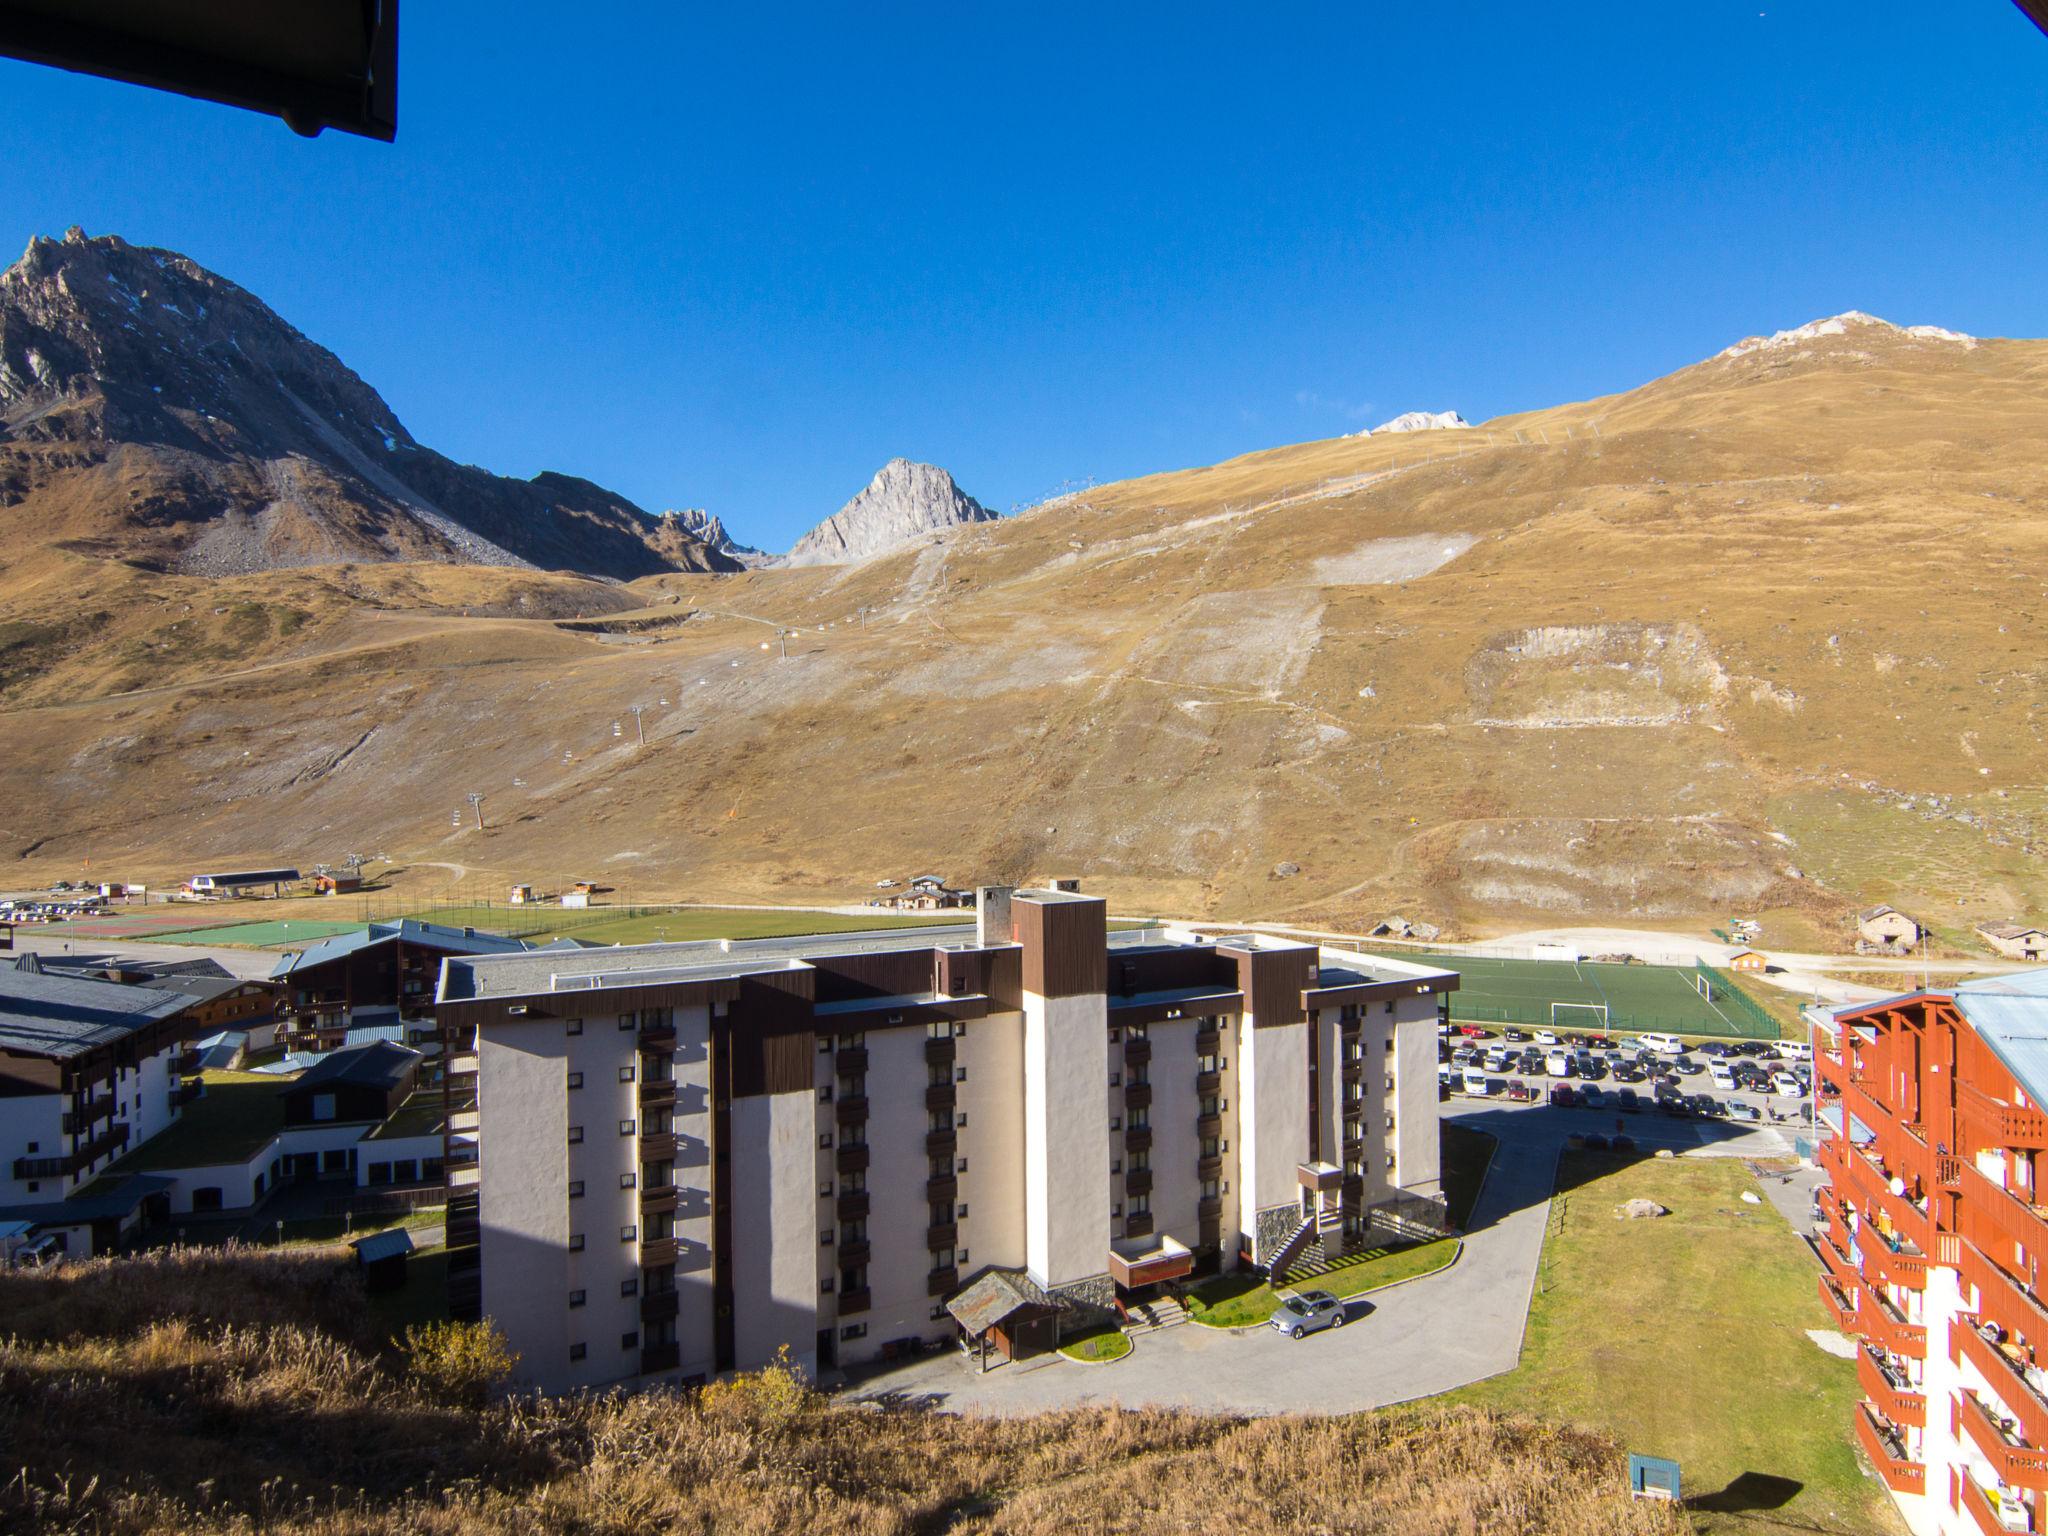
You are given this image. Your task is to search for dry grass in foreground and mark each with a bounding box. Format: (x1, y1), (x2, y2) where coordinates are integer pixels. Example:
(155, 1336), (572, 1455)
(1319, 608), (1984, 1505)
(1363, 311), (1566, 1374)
(1, 1245), (1687, 1536)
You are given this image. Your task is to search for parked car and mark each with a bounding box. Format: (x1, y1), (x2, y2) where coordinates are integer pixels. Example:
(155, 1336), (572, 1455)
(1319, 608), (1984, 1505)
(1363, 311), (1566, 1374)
(1586, 1033), (1614, 1049)
(1504, 1029), (1527, 1043)
(1534, 1029), (1558, 1046)
(1699, 1041), (1729, 1059)
(1616, 1088), (1642, 1114)
(1505, 1080), (1536, 1102)
(1637, 1032), (1685, 1055)
(1672, 1056), (1703, 1076)
(1726, 1099), (1762, 1123)
(1613, 1063), (1645, 1084)
(1579, 1085), (1607, 1111)
(1451, 1046), (1476, 1067)
(1545, 1050), (1574, 1078)
(1771, 1072), (1803, 1097)
(1271, 1290), (1348, 1338)
(1690, 1093), (1724, 1118)
(1520, 1049), (1548, 1075)
(1549, 1083), (1578, 1108)
(1461, 1068), (1492, 1096)
(1773, 1041), (1813, 1062)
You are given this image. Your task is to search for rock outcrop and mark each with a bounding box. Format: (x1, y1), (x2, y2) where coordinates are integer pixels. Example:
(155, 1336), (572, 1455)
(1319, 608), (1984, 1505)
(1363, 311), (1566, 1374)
(782, 457), (996, 567)
(0, 229), (736, 579)
(662, 507), (768, 566)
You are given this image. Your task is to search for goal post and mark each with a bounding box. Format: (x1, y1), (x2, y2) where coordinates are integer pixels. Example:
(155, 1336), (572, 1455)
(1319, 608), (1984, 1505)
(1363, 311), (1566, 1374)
(1691, 972), (1714, 1003)
(1550, 1001), (1610, 1029)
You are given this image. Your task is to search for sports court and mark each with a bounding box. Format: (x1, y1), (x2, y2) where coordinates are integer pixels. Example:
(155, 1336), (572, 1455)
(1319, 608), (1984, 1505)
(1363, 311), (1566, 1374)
(1387, 950), (1774, 1038)
(146, 918), (363, 948)
(15, 908), (239, 941)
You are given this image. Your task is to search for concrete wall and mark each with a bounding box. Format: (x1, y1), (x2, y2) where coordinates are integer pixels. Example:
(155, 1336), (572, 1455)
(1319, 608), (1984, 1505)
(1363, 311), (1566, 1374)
(1023, 989), (1109, 1289)
(1390, 997), (1442, 1197)
(730, 1090), (820, 1377)
(959, 1010), (1026, 1273)
(478, 1021), (573, 1393)
(1146, 1017), (1202, 1244)
(0, 1096), (63, 1205)
(844, 1024), (933, 1363)
(1243, 1018), (1309, 1219)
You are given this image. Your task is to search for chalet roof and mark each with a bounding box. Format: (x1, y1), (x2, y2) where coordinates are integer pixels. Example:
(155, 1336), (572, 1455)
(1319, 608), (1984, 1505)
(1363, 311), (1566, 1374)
(282, 1040), (419, 1095)
(0, 967), (199, 1060)
(944, 1268), (1057, 1336)
(1952, 970), (2048, 1110)
(0, 1173), (175, 1227)
(1858, 905), (1903, 922)
(1979, 922), (2045, 940)
(350, 1228), (415, 1265)
(271, 919), (528, 978)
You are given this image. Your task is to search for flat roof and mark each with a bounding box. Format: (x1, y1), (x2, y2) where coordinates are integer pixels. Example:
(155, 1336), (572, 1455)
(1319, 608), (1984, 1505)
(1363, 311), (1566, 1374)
(273, 918), (529, 977)
(0, 966), (198, 1059)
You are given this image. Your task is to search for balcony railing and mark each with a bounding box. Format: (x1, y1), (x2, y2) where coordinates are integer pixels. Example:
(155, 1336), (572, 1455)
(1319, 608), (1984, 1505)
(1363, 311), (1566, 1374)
(925, 1129), (957, 1157)
(838, 1288), (870, 1317)
(1125, 1127), (1153, 1154)
(1126, 1168), (1153, 1197)
(927, 1265), (959, 1297)
(640, 1342), (681, 1374)
(638, 1079), (678, 1112)
(1123, 1037), (1152, 1068)
(926, 1222), (957, 1250)
(838, 1239), (871, 1266)
(1962, 1080), (2048, 1152)
(1195, 1070), (1222, 1097)
(640, 1184), (680, 1216)
(1962, 1472), (2038, 1535)
(1195, 1026), (1221, 1054)
(835, 1096), (870, 1126)
(1818, 1273), (1858, 1330)
(836, 1142), (869, 1175)
(1860, 1230), (1930, 1293)
(1195, 1113), (1221, 1140)
(1857, 1345), (1926, 1428)
(1124, 1211), (1154, 1238)
(639, 1021), (677, 1050)
(1961, 1162), (2048, 1274)
(1960, 1387), (2048, 1493)
(639, 1237), (680, 1266)
(836, 1190), (870, 1222)
(1197, 1154), (1224, 1181)
(1959, 1320), (2048, 1453)
(836, 1045), (869, 1075)
(1818, 1225), (1861, 1293)
(924, 1036), (955, 1068)
(926, 1175), (957, 1206)
(639, 1132), (679, 1160)
(1861, 1289), (1928, 1361)
(13, 1121), (129, 1180)
(1854, 1403), (1925, 1495)
(1197, 1195), (1223, 1221)
(1124, 1083), (1153, 1111)
(640, 1290), (681, 1323)
(1961, 1242), (2048, 1350)
(924, 1083), (956, 1113)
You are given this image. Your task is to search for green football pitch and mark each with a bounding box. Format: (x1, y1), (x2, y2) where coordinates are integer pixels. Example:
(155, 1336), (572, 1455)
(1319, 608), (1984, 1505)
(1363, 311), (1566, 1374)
(1386, 949), (1774, 1038)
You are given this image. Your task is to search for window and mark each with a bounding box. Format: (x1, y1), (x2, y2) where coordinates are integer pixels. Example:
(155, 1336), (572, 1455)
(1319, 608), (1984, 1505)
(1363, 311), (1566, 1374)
(569, 1234), (585, 1252)
(819, 1085), (833, 1103)
(621, 1225), (637, 1243)
(958, 1248), (969, 1265)
(569, 1180), (585, 1198)
(620, 1119), (636, 1137)
(840, 1323), (867, 1342)
(619, 1065), (636, 1083)
(820, 1277), (836, 1294)
(311, 1092), (336, 1122)
(1108, 1028), (1120, 1043)
(956, 1203), (969, 1219)
(819, 1133), (834, 1149)
(955, 1111), (967, 1127)
(1111, 1159), (1122, 1174)
(569, 1290), (586, 1308)
(818, 1037), (832, 1054)
(566, 1018), (583, 1036)
(820, 1181), (834, 1198)
(821, 1230), (833, 1246)
(619, 1012), (638, 1032)
(957, 1157), (968, 1173)
(1128, 1195), (1151, 1217)
(1109, 1071), (1121, 1087)
(568, 1126), (584, 1145)
(621, 1332), (638, 1350)
(1110, 1115), (1121, 1131)
(621, 1279), (639, 1297)
(930, 1305), (949, 1322)
(620, 1172), (637, 1189)
(955, 1065), (967, 1083)
(570, 1343), (587, 1362)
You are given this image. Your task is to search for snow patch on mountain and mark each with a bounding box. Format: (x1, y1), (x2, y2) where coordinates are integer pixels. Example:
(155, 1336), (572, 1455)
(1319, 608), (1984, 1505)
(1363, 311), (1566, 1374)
(1719, 311), (1978, 360)
(1350, 410), (1470, 438)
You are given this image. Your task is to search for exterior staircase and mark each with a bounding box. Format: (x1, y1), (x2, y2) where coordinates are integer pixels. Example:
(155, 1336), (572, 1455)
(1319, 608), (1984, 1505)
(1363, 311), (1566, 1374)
(1120, 1294), (1191, 1337)
(1266, 1214), (1321, 1285)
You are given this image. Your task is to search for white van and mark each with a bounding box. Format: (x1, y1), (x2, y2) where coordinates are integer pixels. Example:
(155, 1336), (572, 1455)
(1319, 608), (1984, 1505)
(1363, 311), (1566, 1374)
(1637, 1033), (1685, 1056)
(1545, 1050), (1573, 1078)
(1461, 1067), (1492, 1096)
(1773, 1041), (1812, 1062)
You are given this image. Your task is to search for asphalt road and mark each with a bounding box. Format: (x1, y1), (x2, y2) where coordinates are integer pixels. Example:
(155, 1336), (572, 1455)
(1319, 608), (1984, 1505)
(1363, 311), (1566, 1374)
(844, 1095), (1800, 1416)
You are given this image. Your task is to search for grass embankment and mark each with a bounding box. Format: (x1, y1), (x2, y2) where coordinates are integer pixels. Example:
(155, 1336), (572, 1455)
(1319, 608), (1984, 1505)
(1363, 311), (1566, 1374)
(0, 1244), (1684, 1536)
(101, 1070), (283, 1172)
(1058, 1325), (1133, 1363)
(1189, 1124), (1495, 1329)
(1446, 1153), (1903, 1536)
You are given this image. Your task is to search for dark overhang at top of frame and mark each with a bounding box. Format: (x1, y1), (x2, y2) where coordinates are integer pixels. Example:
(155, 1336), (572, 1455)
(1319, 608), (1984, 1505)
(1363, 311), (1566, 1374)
(0, 0), (397, 140)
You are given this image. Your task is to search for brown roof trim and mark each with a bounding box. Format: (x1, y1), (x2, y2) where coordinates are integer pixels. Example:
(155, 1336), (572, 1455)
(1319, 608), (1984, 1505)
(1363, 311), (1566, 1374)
(1303, 974), (1458, 1009)
(1108, 990), (1243, 1027)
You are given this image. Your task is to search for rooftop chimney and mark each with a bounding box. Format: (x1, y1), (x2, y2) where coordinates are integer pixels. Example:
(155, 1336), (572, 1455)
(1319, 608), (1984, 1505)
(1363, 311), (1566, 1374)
(976, 885), (1016, 947)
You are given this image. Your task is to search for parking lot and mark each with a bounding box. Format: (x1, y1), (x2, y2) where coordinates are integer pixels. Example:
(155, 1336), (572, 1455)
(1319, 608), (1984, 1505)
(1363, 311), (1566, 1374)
(1439, 1023), (1816, 1140)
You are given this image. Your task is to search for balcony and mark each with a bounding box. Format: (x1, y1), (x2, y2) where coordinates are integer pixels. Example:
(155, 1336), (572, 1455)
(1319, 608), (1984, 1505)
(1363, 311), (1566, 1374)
(640, 1184), (679, 1216)
(1124, 1211), (1154, 1238)
(836, 1142), (870, 1175)
(926, 1222), (957, 1250)
(1860, 1230), (1930, 1294)
(927, 1265), (959, 1297)
(639, 1020), (677, 1050)
(1964, 1244), (2048, 1354)
(926, 1175), (957, 1206)
(640, 1342), (681, 1374)
(1197, 1195), (1223, 1221)
(639, 1132), (678, 1160)
(1840, 1143), (1933, 1256)
(1818, 1273), (1858, 1330)
(1961, 1388), (2048, 1494)
(13, 1121), (129, 1180)
(1125, 1127), (1153, 1154)
(1195, 1113), (1221, 1141)
(924, 1083), (956, 1114)
(1195, 1070), (1222, 1097)
(1197, 1154), (1224, 1180)
(1861, 1289), (1928, 1361)
(639, 1237), (680, 1266)
(836, 1045), (869, 1075)
(1962, 1080), (2048, 1152)
(1962, 1474), (2038, 1535)
(640, 1290), (681, 1323)
(1126, 1168), (1154, 1197)
(446, 1052), (479, 1076)
(925, 1128), (957, 1157)
(1818, 1226), (1860, 1294)
(1195, 1026), (1221, 1055)
(1124, 1036), (1152, 1068)
(838, 1288), (870, 1316)
(1854, 1403), (1926, 1495)
(1961, 1162), (2048, 1272)
(1858, 1344), (1926, 1428)
(1960, 1321), (2048, 1453)
(836, 1190), (870, 1222)
(838, 1238), (871, 1267)
(1124, 1082), (1153, 1112)
(638, 1079), (677, 1112)
(924, 1035), (956, 1068)
(173, 1048), (201, 1076)
(835, 1095), (870, 1126)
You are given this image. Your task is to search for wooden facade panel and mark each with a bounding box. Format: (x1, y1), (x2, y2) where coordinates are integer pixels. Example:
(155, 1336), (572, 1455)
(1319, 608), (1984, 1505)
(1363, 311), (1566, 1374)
(812, 950), (936, 1004)
(985, 946), (1023, 1012)
(1227, 945), (1315, 1028)
(1018, 895), (1107, 1000)
(1110, 945), (1235, 999)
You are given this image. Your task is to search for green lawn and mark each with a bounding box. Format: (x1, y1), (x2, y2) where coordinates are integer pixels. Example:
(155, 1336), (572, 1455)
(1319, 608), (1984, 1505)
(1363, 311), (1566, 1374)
(1188, 1237), (1461, 1328)
(104, 1071), (284, 1171)
(1443, 1154), (1904, 1536)
(1059, 1325), (1133, 1363)
(363, 1089), (446, 1141)
(280, 1207), (443, 1246)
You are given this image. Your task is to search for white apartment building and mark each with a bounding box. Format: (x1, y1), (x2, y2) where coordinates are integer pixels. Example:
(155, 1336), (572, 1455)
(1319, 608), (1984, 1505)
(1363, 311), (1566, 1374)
(435, 886), (1458, 1393)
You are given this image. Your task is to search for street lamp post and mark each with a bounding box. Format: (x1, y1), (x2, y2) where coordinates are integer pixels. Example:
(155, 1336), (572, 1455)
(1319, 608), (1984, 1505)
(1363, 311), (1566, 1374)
(630, 704), (645, 745)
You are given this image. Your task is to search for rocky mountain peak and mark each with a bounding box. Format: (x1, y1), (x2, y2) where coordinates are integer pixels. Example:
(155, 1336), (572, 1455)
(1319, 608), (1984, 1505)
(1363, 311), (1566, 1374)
(662, 507), (767, 565)
(783, 457), (997, 567)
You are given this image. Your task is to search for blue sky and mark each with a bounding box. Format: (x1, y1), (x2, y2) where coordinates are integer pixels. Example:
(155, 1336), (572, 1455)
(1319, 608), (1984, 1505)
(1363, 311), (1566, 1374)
(3, 3), (2046, 549)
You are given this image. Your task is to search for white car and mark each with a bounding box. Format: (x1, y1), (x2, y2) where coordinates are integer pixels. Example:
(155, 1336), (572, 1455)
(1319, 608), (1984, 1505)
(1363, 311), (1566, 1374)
(1709, 1062), (1735, 1089)
(1534, 1029), (1558, 1046)
(1772, 1072), (1803, 1096)
(1545, 1050), (1574, 1078)
(1461, 1068), (1493, 1096)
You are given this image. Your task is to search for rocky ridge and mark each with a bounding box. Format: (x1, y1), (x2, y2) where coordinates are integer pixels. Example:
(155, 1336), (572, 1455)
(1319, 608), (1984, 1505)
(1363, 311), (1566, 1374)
(782, 456), (997, 566)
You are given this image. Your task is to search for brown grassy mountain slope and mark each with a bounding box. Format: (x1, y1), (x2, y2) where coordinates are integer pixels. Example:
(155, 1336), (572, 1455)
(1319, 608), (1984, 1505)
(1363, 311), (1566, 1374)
(2, 312), (2044, 939)
(0, 229), (735, 579)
